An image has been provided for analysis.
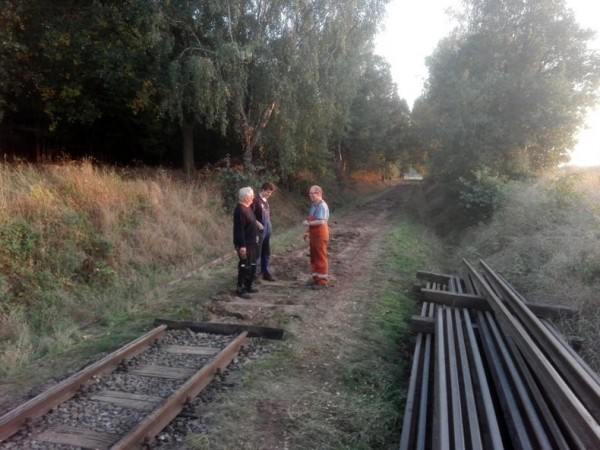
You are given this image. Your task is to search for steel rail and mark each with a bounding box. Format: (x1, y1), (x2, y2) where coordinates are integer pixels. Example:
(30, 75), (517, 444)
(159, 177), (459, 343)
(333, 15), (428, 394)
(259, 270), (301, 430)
(0, 325), (168, 443)
(110, 331), (248, 449)
(503, 328), (573, 449)
(452, 308), (483, 450)
(448, 275), (474, 449)
(461, 308), (504, 450)
(490, 269), (597, 385)
(445, 306), (465, 450)
(483, 310), (556, 448)
(475, 310), (534, 449)
(414, 302), (434, 450)
(541, 318), (600, 385)
(478, 259), (600, 422)
(433, 306), (450, 450)
(464, 259), (600, 449)
(399, 302), (433, 450)
(450, 275), (493, 449)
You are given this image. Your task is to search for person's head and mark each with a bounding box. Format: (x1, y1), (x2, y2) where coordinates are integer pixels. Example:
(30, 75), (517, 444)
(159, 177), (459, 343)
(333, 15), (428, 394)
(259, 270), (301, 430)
(260, 181), (276, 197)
(308, 185), (322, 202)
(238, 186), (254, 205)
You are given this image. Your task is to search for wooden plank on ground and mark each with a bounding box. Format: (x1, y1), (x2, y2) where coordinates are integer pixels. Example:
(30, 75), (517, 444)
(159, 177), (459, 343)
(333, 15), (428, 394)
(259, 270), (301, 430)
(164, 345), (219, 355)
(226, 300), (306, 310)
(129, 365), (196, 379)
(38, 426), (118, 449)
(411, 316), (435, 334)
(527, 303), (579, 320)
(420, 289), (578, 319)
(90, 390), (162, 410)
(154, 318), (285, 340)
(421, 290), (490, 310)
(416, 271), (451, 284)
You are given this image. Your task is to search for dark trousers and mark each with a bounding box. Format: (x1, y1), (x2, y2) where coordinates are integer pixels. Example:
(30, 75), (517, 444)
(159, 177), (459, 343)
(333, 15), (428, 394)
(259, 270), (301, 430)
(257, 230), (272, 275)
(237, 244), (257, 293)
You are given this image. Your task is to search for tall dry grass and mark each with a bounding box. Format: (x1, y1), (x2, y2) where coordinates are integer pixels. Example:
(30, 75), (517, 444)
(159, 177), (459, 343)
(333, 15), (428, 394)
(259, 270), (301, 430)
(0, 161), (232, 375)
(454, 167), (600, 371)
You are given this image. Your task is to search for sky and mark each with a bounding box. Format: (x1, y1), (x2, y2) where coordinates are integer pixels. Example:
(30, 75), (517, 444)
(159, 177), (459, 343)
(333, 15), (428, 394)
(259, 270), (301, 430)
(375, 0), (600, 167)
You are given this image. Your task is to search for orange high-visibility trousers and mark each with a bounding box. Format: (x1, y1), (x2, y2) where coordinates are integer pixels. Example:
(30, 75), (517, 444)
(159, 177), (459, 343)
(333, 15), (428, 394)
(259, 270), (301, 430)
(309, 215), (329, 285)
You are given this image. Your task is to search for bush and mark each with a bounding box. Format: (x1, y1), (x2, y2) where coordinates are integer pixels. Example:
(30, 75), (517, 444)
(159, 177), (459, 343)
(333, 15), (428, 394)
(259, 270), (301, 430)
(457, 168), (507, 222)
(217, 155), (279, 211)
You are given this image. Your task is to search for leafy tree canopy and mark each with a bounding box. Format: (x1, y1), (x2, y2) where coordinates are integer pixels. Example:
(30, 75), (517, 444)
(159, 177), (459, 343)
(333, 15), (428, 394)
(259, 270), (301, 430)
(415, 0), (600, 182)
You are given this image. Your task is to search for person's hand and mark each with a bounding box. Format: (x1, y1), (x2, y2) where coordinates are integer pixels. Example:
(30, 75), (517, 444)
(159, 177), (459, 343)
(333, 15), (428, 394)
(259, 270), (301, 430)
(303, 232), (309, 241)
(257, 223), (264, 231)
(238, 247), (247, 257)
(303, 220), (309, 226)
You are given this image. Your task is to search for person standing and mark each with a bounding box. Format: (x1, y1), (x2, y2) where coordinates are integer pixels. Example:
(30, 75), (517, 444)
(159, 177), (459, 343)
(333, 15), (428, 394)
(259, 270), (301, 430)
(233, 187), (259, 299)
(303, 185), (330, 289)
(252, 181), (277, 282)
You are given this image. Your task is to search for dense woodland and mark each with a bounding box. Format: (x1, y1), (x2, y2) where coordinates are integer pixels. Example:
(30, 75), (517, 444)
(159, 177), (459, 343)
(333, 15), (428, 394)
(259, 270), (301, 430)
(1, 0), (599, 187)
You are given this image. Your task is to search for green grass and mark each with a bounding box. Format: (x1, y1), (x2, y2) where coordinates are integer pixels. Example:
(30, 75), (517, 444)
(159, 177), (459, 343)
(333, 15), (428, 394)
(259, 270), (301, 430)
(334, 220), (435, 448)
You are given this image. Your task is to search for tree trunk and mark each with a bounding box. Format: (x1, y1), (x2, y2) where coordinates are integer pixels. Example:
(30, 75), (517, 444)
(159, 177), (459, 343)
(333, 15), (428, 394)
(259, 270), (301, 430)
(182, 119), (195, 178)
(333, 138), (344, 177)
(240, 101), (276, 174)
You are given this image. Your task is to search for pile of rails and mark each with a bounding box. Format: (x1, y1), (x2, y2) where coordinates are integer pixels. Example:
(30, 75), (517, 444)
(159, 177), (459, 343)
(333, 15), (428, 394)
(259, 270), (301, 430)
(400, 259), (600, 450)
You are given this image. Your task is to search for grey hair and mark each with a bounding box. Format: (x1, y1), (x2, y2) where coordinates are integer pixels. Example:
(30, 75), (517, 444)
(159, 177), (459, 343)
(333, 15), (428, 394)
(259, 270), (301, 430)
(238, 186), (254, 201)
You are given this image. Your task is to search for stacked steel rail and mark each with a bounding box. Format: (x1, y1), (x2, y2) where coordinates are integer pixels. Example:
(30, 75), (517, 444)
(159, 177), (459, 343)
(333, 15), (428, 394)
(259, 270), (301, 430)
(400, 260), (600, 449)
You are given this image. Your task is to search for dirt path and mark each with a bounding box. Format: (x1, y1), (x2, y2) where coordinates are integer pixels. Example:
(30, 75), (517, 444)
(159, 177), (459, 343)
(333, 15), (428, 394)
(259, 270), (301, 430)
(187, 183), (419, 449)
(205, 184), (413, 326)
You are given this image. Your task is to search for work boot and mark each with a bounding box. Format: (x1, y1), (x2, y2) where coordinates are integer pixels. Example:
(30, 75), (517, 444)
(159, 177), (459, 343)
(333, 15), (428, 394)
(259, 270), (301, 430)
(247, 287), (259, 293)
(236, 287), (252, 299)
(263, 273), (276, 282)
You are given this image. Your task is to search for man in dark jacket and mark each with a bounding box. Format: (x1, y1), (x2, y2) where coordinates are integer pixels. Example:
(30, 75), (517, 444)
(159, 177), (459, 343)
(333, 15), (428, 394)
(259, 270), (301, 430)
(233, 187), (259, 299)
(251, 181), (277, 281)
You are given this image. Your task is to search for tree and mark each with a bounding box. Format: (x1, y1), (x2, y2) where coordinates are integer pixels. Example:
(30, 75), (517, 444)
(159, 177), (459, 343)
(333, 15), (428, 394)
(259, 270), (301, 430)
(0, 1), (26, 123)
(258, 0), (390, 181)
(341, 55), (412, 176)
(415, 0), (600, 181)
(0, 0), (168, 160)
(0, 0), (391, 178)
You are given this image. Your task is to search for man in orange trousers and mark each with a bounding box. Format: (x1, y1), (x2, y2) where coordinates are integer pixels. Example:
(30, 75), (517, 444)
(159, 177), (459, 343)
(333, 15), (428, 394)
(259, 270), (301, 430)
(303, 185), (329, 289)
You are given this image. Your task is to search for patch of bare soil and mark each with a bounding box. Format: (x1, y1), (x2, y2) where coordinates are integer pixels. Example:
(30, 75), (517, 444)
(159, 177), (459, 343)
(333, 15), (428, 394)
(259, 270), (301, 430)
(189, 183), (417, 449)
(205, 185), (410, 324)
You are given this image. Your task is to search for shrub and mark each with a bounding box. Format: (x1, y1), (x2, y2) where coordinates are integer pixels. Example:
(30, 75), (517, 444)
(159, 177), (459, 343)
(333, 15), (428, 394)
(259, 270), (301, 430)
(457, 168), (507, 222)
(217, 155), (279, 211)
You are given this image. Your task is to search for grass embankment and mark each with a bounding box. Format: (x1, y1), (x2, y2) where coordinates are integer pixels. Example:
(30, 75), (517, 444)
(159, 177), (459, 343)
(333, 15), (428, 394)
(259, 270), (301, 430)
(448, 168), (600, 372)
(0, 161), (306, 384)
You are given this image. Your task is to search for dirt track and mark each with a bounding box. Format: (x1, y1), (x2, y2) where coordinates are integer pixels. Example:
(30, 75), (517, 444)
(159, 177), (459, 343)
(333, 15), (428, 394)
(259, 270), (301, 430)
(186, 182), (422, 449)
(203, 183), (418, 329)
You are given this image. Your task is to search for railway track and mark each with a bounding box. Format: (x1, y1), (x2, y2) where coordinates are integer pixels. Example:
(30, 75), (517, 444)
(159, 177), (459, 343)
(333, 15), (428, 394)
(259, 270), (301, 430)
(0, 322), (275, 449)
